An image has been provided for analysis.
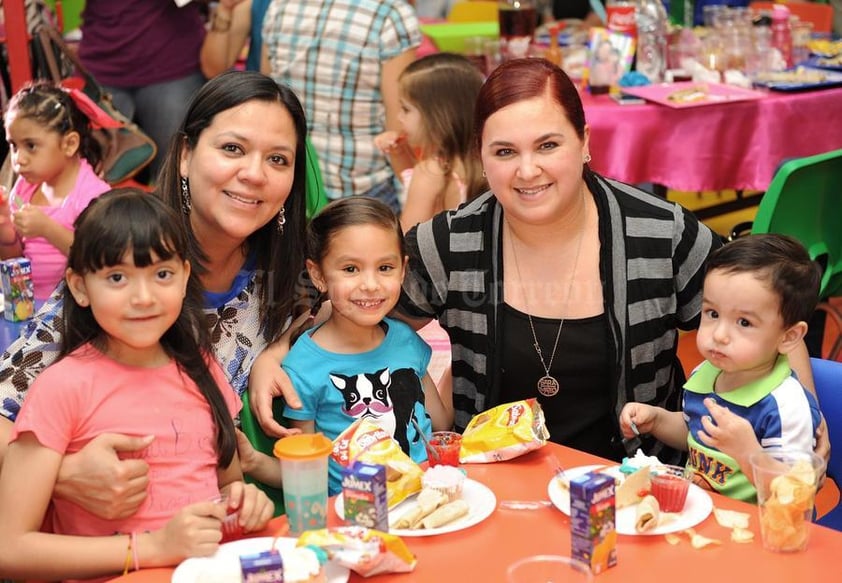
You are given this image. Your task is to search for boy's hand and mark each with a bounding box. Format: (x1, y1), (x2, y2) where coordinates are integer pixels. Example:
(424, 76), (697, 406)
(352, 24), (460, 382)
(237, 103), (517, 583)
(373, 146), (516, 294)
(697, 397), (760, 466)
(619, 402), (658, 438)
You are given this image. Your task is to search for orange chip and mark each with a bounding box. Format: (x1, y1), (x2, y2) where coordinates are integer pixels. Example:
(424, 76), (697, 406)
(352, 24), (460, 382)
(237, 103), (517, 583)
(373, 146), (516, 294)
(689, 532), (722, 549)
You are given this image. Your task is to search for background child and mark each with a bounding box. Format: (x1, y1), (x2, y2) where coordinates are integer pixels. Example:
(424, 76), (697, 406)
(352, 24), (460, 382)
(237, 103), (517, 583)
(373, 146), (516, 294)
(250, 197), (453, 495)
(0, 189), (272, 580)
(620, 234), (822, 502)
(375, 53), (486, 232)
(1, 80), (111, 300)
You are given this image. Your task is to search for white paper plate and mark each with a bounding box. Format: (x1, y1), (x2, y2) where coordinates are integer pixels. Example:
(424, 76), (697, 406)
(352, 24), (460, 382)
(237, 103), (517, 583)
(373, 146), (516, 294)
(547, 465), (713, 536)
(171, 537), (350, 583)
(335, 478), (496, 537)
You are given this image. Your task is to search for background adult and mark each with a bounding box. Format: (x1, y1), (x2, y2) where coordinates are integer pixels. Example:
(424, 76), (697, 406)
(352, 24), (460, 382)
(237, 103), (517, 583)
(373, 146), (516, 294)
(0, 70), (308, 518)
(78, 0), (207, 179)
(261, 0), (421, 211)
(200, 0), (269, 79)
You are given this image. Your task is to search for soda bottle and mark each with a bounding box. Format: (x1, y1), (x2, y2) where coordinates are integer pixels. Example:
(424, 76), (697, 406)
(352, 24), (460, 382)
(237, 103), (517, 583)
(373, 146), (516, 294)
(498, 0), (537, 61)
(770, 4), (793, 69)
(636, 0), (668, 82)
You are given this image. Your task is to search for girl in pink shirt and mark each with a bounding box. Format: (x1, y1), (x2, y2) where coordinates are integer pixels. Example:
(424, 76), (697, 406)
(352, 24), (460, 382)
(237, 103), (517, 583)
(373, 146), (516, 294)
(1, 81), (111, 299)
(0, 189), (273, 581)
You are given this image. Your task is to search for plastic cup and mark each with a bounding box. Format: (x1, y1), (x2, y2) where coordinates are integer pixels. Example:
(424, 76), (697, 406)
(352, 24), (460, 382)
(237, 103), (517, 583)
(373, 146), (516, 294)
(425, 431), (462, 467)
(506, 555), (593, 583)
(273, 433), (333, 536)
(650, 464), (692, 512)
(750, 449), (825, 552)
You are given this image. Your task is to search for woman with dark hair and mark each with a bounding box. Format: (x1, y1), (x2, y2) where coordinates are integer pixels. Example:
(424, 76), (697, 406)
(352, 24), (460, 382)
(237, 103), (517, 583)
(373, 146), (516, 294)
(0, 70), (309, 518)
(252, 59), (827, 465)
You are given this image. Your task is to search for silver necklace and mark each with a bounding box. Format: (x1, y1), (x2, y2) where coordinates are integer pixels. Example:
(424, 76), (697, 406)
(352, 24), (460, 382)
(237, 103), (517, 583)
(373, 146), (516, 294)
(507, 206), (585, 398)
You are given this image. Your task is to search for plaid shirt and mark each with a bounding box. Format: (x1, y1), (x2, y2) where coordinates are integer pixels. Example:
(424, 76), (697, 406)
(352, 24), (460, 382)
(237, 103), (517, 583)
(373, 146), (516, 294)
(263, 0), (420, 199)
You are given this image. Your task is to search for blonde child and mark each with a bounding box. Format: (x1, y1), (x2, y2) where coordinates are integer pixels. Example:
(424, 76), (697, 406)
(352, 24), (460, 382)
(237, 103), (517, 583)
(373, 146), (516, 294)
(0, 189), (272, 580)
(1, 80), (111, 300)
(620, 234), (822, 502)
(375, 53), (486, 232)
(241, 197), (453, 495)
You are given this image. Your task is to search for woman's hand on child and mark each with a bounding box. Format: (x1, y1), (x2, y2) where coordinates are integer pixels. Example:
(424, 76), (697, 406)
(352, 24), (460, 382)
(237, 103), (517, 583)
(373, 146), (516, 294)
(619, 402), (657, 437)
(220, 481), (274, 533)
(54, 433), (154, 520)
(249, 352), (302, 438)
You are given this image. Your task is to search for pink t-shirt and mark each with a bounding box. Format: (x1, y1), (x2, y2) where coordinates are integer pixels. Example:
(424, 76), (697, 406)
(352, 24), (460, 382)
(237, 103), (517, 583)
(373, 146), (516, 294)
(10, 159), (110, 299)
(11, 344), (241, 540)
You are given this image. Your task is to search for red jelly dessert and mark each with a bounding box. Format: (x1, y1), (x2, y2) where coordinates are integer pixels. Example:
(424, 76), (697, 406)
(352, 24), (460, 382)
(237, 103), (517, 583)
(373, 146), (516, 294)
(426, 431), (462, 467)
(650, 465), (691, 512)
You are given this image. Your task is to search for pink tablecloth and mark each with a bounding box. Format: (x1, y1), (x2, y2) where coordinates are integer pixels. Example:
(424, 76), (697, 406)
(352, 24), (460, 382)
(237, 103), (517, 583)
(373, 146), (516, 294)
(582, 86), (842, 192)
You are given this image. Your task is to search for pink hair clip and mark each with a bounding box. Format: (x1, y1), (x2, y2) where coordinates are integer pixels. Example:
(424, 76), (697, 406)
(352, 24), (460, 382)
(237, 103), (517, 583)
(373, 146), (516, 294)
(58, 79), (123, 130)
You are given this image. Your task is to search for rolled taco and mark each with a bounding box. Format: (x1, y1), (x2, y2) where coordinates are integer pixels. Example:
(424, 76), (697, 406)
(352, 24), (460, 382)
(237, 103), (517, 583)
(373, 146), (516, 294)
(417, 499), (470, 529)
(635, 495), (660, 533)
(391, 488), (448, 529)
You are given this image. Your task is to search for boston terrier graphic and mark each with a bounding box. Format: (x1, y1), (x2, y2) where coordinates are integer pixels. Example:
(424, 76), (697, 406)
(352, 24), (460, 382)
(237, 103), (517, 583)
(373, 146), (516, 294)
(329, 367), (425, 455)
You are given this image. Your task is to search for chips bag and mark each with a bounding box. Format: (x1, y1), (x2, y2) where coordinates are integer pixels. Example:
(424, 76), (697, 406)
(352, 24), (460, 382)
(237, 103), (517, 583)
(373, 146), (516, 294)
(459, 399), (549, 463)
(298, 526), (416, 577)
(332, 418), (423, 507)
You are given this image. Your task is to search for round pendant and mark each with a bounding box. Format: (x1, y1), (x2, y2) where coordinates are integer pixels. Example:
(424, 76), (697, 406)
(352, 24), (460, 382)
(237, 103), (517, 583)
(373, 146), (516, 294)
(537, 375), (560, 397)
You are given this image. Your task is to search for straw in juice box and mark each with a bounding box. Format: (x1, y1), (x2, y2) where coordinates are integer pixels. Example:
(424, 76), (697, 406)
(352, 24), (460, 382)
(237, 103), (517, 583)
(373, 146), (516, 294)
(570, 472), (617, 574)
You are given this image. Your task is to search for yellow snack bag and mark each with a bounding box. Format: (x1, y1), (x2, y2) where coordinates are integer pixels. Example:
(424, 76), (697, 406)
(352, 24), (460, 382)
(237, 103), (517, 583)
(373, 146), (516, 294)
(332, 418), (423, 508)
(298, 526), (416, 576)
(459, 399), (549, 463)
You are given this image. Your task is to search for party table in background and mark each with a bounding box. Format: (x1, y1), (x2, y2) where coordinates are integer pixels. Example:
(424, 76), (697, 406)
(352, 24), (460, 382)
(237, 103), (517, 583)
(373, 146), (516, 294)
(582, 85), (842, 196)
(108, 442), (842, 583)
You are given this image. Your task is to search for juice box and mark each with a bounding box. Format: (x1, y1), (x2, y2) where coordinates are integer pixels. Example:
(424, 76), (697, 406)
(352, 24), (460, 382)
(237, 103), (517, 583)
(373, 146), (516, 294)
(240, 549), (283, 583)
(341, 461), (389, 531)
(0, 258), (35, 322)
(570, 472), (617, 574)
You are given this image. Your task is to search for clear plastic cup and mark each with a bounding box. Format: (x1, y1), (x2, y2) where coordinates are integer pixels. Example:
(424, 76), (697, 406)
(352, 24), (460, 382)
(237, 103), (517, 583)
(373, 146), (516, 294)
(273, 433), (333, 536)
(507, 555), (593, 583)
(750, 449), (825, 552)
(650, 464), (691, 512)
(425, 431), (462, 467)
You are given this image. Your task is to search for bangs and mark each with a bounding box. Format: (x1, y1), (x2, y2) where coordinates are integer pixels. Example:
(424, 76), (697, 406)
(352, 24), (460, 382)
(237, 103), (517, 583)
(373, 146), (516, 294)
(70, 190), (187, 274)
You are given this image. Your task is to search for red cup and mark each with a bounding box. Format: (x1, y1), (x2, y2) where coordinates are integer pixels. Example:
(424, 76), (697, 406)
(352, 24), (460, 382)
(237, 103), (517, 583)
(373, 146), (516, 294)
(650, 465), (691, 512)
(425, 431), (462, 467)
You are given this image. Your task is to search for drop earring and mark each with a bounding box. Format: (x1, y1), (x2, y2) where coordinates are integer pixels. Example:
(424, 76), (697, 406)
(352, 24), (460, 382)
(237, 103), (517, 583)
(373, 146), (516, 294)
(180, 177), (192, 214)
(277, 207), (286, 234)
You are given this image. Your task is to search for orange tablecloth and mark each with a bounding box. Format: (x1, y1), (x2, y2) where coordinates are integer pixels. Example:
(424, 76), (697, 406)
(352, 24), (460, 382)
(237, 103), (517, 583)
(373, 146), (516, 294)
(108, 443), (841, 582)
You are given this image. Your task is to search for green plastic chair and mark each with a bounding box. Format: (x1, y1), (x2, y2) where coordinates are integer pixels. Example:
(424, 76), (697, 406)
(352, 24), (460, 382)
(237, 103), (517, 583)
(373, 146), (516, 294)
(240, 390), (287, 517)
(734, 148), (842, 300)
(304, 139), (329, 220)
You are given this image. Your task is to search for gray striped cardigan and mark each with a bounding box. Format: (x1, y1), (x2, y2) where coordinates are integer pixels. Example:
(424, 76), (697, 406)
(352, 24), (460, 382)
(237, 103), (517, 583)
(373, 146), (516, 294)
(399, 171), (723, 458)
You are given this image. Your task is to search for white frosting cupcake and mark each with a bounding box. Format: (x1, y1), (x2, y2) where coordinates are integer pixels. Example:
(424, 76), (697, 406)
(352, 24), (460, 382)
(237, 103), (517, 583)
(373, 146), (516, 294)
(421, 465), (466, 501)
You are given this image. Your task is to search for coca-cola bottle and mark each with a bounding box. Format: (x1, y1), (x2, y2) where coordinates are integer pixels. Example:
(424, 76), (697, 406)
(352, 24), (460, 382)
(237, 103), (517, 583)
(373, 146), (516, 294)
(606, 0), (638, 39)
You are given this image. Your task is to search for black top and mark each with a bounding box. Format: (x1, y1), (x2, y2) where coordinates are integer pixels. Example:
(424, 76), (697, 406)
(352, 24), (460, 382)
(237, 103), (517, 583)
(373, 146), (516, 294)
(553, 0), (602, 20)
(499, 303), (622, 461)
